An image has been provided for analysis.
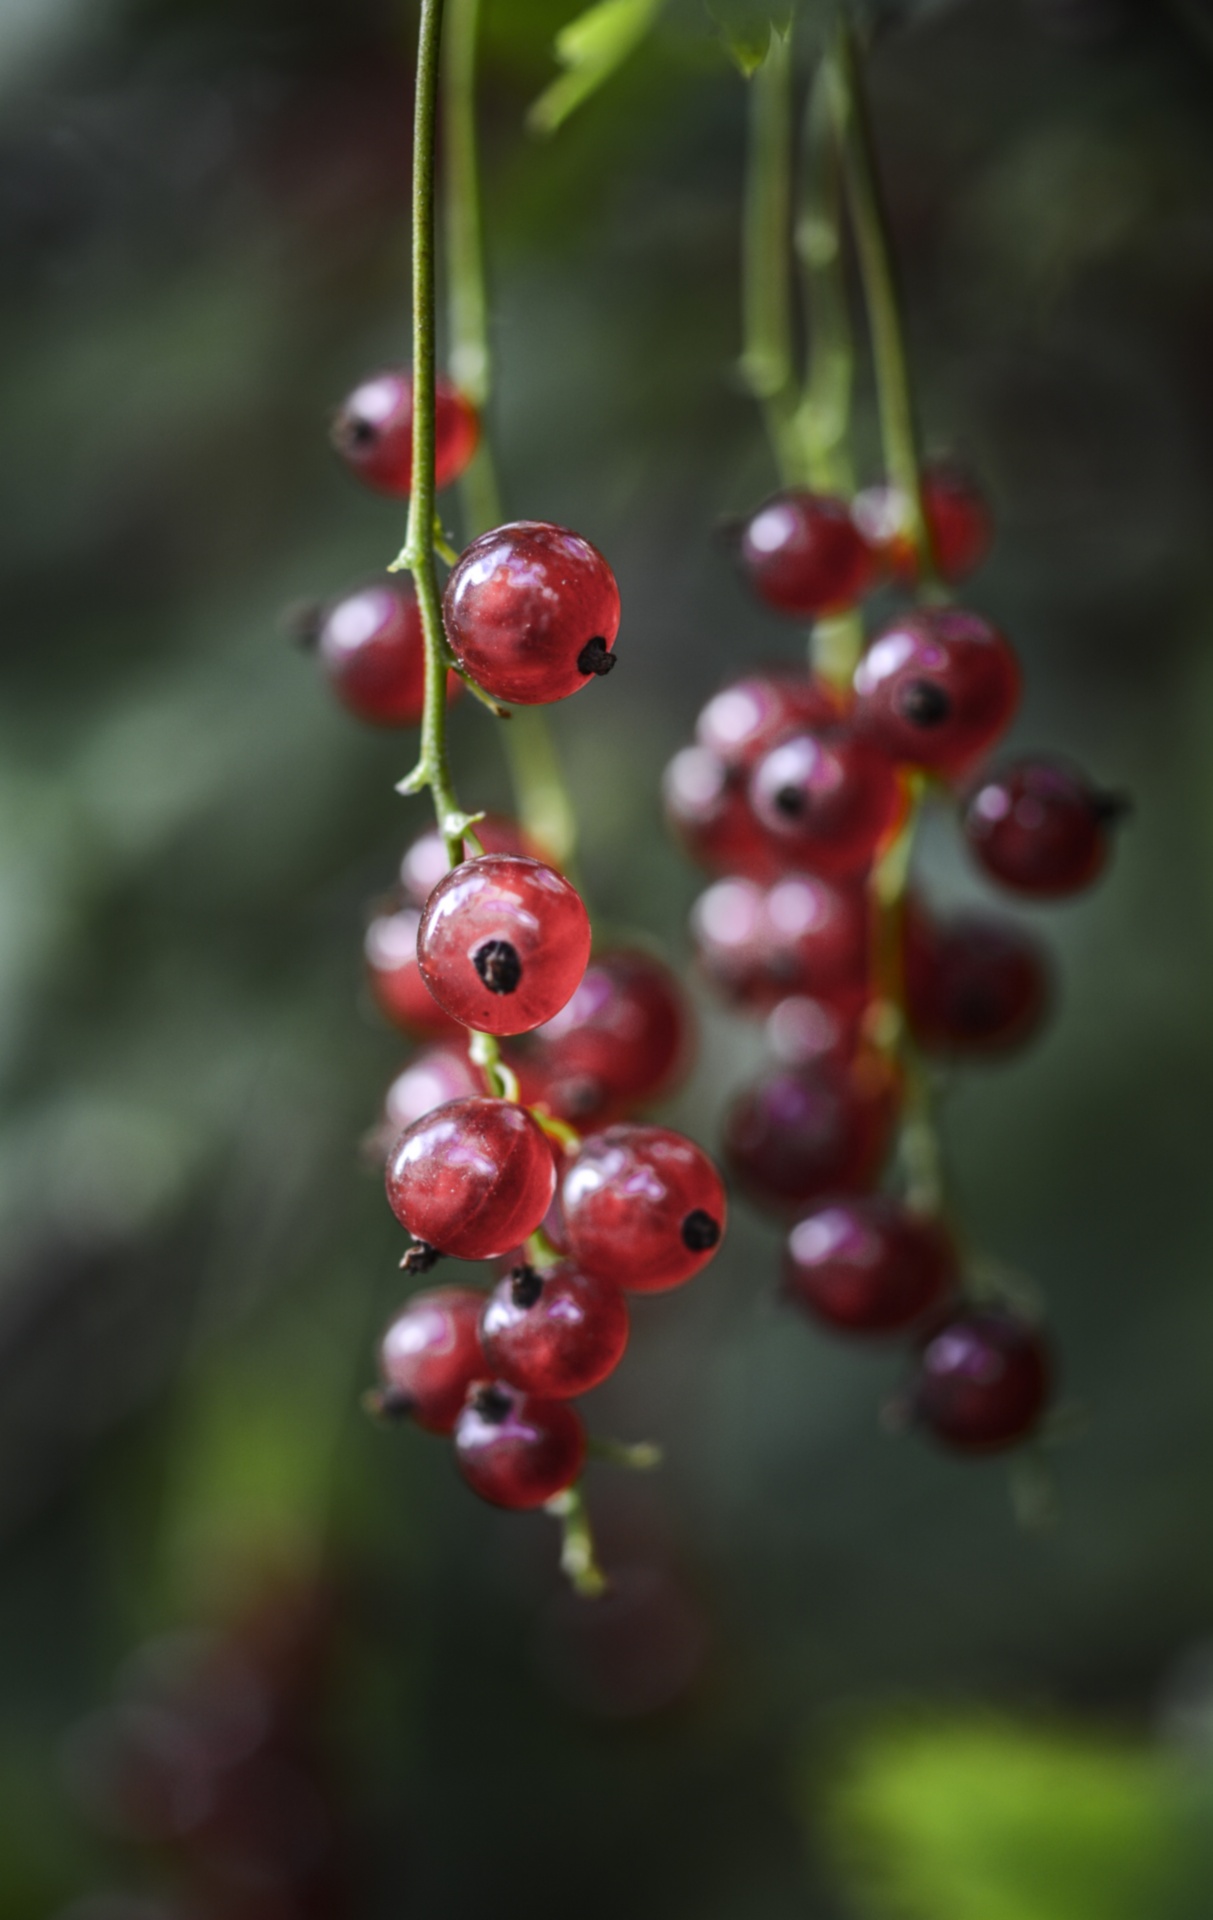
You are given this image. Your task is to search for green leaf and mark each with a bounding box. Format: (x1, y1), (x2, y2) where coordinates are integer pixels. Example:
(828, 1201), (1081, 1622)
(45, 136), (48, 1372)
(527, 0), (665, 136)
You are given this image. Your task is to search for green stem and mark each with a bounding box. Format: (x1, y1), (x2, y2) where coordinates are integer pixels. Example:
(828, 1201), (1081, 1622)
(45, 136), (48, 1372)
(546, 1483), (607, 1599)
(793, 57), (854, 496)
(740, 26), (803, 483)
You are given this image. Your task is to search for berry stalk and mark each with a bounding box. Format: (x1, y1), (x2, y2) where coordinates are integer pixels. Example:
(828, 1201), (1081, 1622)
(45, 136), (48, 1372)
(740, 25), (801, 480)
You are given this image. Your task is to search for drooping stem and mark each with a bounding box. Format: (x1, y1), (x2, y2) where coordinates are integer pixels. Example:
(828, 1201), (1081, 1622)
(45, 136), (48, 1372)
(546, 1483), (607, 1599)
(740, 27), (803, 483)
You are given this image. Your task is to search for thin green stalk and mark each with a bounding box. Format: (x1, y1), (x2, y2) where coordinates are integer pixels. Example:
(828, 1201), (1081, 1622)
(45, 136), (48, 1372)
(546, 1484), (607, 1599)
(740, 26), (803, 482)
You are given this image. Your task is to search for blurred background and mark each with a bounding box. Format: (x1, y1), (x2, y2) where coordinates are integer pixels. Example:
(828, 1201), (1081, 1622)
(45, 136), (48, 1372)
(1, 0), (1212, 1914)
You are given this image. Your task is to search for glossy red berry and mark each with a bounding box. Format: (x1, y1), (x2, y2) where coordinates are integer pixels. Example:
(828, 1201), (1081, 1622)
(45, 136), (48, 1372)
(852, 609), (1021, 777)
(376, 1287), (486, 1434)
(695, 668), (841, 764)
(330, 368), (479, 496)
(313, 579), (428, 727)
(385, 1097), (556, 1260)
(904, 905), (1051, 1056)
(738, 491), (878, 618)
(722, 1052), (899, 1214)
(784, 1198), (957, 1335)
(453, 1382), (586, 1509)
(365, 909), (463, 1040)
(963, 757), (1122, 897)
(766, 993), (864, 1067)
(913, 1308), (1052, 1451)
(691, 875), (869, 1013)
(749, 727), (904, 878)
(529, 949), (691, 1113)
(562, 1124), (727, 1293)
(481, 1262), (629, 1398)
(384, 1047), (480, 1136)
(400, 814), (547, 909)
(417, 854), (592, 1036)
(662, 745), (780, 880)
(443, 521), (620, 705)
(853, 461), (993, 585)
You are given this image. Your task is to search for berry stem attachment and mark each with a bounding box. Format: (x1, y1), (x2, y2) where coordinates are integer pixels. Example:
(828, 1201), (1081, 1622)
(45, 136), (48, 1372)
(546, 1483), (608, 1599)
(587, 1435), (663, 1471)
(468, 1030), (519, 1101)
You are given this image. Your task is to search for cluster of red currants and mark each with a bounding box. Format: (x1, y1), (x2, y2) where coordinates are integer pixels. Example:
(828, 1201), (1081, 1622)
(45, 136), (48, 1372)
(665, 466), (1123, 1456)
(310, 368), (726, 1517)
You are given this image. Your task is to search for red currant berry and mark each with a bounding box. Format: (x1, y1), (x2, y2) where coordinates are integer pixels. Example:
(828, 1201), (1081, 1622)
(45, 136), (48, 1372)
(375, 1287), (486, 1434)
(365, 909), (463, 1040)
(529, 949), (692, 1113)
(443, 521), (620, 705)
(384, 1046), (480, 1136)
(562, 1124), (727, 1293)
(330, 368), (479, 496)
(738, 491), (878, 617)
(913, 1308), (1052, 1451)
(481, 1262), (629, 1398)
(417, 855), (592, 1036)
(695, 668), (841, 765)
(852, 609), (1021, 778)
(904, 905), (1051, 1056)
(784, 1198), (957, 1335)
(722, 1052), (899, 1214)
(691, 875), (869, 1012)
(453, 1382), (586, 1509)
(963, 757), (1123, 898)
(852, 461), (993, 585)
(749, 727), (904, 878)
(385, 1097), (556, 1260)
(663, 746), (780, 879)
(766, 994), (864, 1067)
(399, 814), (547, 909)
(312, 579), (427, 727)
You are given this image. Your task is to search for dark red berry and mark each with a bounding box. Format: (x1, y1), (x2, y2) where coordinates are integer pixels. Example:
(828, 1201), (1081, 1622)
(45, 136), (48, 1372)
(453, 1382), (586, 1509)
(852, 461), (993, 585)
(313, 579), (433, 727)
(722, 1052), (899, 1215)
(766, 994), (864, 1066)
(662, 745), (781, 880)
(330, 368), (479, 496)
(400, 814), (547, 909)
(749, 727), (904, 879)
(481, 1262), (629, 1398)
(443, 521), (620, 705)
(784, 1197), (957, 1335)
(384, 1046), (480, 1135)
(963, 757), (1121, 897)
(738, 491), (878, 617)
(385, 1097), (556, 1260)
(852, 608), (1020, 778)
(365, 909), (464, 1040)
(376, 1287), (486, 1434)
(913, 1308), (1052, 1451)
(904, 904), (1051, 1056)
(691, 875), (869, 1013)
(695, 668), (841, 765)
(417, 854), (592, 1036)
(528, 949), (692, 1113)
(562, 1124), (727, 1293)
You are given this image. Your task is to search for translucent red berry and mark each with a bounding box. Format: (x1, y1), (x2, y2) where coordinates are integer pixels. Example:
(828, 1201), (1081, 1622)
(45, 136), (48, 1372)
(691, 875), (869, 1013)
(480, 1262), (629, 1398)
(330, 368), (479, 496)
(562, 1124), (727, 1293)
(375, 1287), (486, 1433)
(749, 727), (904, 878)
(766, 994), (864, 1068)
(365, 909), (463, 1040)
(852, 461), (993, 585)
(963, 757), (1122, 897)
(528, 949), (691, 1114)
(695, 668), (841, 764)
(384, 1047), (479, 1136)
(453, 1382), (586, 1509)
(313, 579), (429, 727)
(904, 905), (1051, 1056)
(913, 1308), (1052, 1452)
(385, 1097), (556, 1260)
(738, 491), (878, 617)
(723, 1052), (899, 1215)
(784, 1198), (957, 1335)
(663, 745), (780, 880)
(443, 521), (620, 705)
(852, 609), (1021, 777)
(417, 854), (592, 1036)
(399, 814), (546, 909)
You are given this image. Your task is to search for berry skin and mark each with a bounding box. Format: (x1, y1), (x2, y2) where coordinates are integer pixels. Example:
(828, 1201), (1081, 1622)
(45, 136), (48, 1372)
(376, 1287), (487, 1434)
(852, 461), (993, 586)
(905, 905), (1051, 1056)
(562, 1124), (727, 1293)
(749, 727), (904, 879)
(691, 875), (869, 1013)
(480, 1262), (629, 1398)
(454, 1382), (586, 1509)
(913, 1308), (1052, 1452)
(443, 521), (620, 705)
(365, 909), (463, 1040)
(784, 1198), (957, 1335)
(963, 757), (1121, 897)
(385, 1097), (556, 1260)
(723, 1052), (899, 1215)
(528, 949), (692, 1114)
(400, 814), (546, 909)
(852, 609), (1021, 778)
(738, 491), (879, 618)
(314, 579), (430, 727)
(417, 854), (592, 1036)
(330, 368), (479, 496)
(384, 1047), (480, 1136)
(663, 745), (780, 880)
(766, 994), (864, 1068)
(695, 668), (841, 764)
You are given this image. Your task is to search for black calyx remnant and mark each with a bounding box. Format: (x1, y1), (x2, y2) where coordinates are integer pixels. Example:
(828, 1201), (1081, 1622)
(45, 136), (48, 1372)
(474, 939), (522, 995)
(473, 1383), (514, 1424)
(1093, 790), (1133, 827)
(333, 408), (377, 451)
(400, 1239), (440, 1274)
(510, 1265), (544, 1309)
(681, 1209), (721, 1252)
(774, 783), (805, 817)
(577, 636), (616, 677)
(363, 1385), (416, 1423)
(896, 678), (951, 727)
